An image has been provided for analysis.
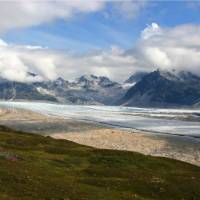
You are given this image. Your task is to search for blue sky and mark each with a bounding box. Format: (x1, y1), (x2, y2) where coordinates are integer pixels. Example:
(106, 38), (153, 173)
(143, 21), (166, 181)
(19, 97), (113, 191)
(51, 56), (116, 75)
(3, 1), (200, 53)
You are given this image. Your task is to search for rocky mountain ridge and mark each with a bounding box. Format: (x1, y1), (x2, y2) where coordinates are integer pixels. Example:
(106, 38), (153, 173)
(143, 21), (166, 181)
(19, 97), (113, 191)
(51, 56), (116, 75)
(1, 70), (200, 107)
(119, 70), (200, 107)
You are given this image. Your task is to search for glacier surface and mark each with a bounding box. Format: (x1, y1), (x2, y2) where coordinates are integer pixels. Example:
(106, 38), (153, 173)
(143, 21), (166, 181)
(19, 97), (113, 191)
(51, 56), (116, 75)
(0, 101), (200, 139)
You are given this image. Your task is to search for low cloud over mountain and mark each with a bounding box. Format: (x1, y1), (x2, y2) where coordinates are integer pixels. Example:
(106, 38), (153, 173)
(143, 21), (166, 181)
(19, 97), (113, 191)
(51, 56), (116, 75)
(1, 22), (200, 82)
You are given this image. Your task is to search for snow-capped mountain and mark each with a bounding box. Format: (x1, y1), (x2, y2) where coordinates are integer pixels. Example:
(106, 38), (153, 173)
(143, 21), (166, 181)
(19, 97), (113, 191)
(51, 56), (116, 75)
(76, 74), (118, 88)
(119, 69), (200, 107)
(0, 74), (128, 105)
(43, 74), (126, 105)
(1, 70), (200, 107)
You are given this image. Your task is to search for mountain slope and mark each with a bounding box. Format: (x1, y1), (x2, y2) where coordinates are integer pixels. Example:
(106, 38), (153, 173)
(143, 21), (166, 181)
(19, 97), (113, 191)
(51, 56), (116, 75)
(119, 70), (200, 107)
(124, 71), (148, 84)
(33, 74), (127, 105)
(0, 80), (57, 102)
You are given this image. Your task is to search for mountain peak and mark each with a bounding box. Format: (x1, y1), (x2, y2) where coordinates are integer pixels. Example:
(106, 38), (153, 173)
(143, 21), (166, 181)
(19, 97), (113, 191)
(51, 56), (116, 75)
(152, 69), (179, 81)
(78, 74), (98, 82)
(56, 77), (65, 82)
(125, 71), (148, 84)
(53, 77), (68, 87)
(75, 74), (118, 88)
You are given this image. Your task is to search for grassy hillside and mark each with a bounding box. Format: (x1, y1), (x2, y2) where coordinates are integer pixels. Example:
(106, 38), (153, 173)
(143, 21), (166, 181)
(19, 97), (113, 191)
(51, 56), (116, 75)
(0, 126), (199, 200)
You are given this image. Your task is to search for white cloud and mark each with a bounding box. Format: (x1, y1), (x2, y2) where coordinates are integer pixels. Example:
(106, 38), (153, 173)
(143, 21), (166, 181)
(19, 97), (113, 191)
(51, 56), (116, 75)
(0, 41), (58, 82)
(141, 23), (162, 40)
(56, 45), (136, 82)
(143, 47), (171, 68)
(0, 0), (105, 32)
(1, 22), (200, 83)
(0, 0), (149, 32)
(0, 39), (137, 82)
(108, 0), (148, 20)
(135, 23), (200, 75)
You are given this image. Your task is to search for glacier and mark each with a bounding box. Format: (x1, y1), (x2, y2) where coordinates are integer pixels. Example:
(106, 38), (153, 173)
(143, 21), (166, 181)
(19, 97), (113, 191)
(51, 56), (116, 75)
(0, 101), (200, 139)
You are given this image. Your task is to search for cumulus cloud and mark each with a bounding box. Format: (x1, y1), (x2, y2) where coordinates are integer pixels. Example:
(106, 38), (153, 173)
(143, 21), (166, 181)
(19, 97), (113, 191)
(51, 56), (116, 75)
(135, 23), (200, 75)
(0, 40), (63, 82)
(56, 45), (137, 82)
(142, 47), (171, 68)
(1, 22), (200, 83)
(0, 39), (136, 82)
(141, 23), (162, 40)
(0, 0), (150, 82)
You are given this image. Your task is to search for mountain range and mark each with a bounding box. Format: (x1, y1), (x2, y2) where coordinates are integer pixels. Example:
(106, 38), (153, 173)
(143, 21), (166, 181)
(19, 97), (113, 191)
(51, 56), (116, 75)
(0, 74), (128, 105)
(0, 69), (200, 107)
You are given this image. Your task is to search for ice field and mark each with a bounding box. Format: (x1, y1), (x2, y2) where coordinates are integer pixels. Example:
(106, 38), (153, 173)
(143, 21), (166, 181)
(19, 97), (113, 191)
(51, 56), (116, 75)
(0, 101), (200, 139)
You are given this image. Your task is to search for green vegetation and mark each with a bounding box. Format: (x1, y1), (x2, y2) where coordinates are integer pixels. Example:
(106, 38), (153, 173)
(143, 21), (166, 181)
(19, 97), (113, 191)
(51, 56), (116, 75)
(0, 126), (199, 200)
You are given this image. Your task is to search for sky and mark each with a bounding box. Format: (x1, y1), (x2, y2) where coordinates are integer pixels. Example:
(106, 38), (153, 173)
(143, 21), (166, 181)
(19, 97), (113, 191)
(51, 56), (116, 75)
(1, 0), (200, 82)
